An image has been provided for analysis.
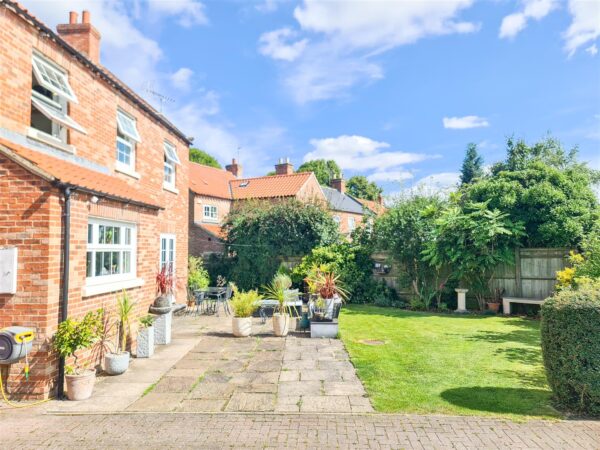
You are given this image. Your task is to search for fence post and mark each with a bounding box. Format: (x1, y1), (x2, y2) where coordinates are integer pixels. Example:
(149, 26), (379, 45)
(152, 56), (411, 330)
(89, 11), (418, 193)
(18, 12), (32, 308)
(514, 247), (522, 297)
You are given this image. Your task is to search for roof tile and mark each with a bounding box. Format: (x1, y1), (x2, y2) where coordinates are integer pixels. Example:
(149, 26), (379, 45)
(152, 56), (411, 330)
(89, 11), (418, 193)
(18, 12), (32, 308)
(230, 172), (312, 199)
(189, 162), (235, 199)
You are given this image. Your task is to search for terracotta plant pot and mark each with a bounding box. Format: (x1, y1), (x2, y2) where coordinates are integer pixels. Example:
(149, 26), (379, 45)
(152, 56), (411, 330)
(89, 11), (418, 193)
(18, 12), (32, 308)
(273, 313), (290, 337)
(232, 317), (252, 337)
(104, 351), (130, 375)
(65, 369), (96, 401)
(487, 302), (500, 313)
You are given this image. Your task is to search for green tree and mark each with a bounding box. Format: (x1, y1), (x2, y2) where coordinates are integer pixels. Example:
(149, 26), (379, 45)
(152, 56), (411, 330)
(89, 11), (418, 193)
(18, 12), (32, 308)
(346, 176), (383, 201)
(223, 199), (339, 289)
(297, 159), (341, 185)
(464, 137), (600, 247)
(189, 148), (221, 168)
(459, 143), (484, 185)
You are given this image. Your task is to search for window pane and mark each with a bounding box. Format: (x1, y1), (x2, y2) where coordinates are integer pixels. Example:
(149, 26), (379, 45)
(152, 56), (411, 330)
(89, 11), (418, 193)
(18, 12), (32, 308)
(113, 227), (120, 245)
(111, 252), (120, 274)
(123, 251), (131, 273)
(95, 252), (103, 276)
(116, 139), (132, 166)
(87, 224), (93, 244)
(105, 227), (114, 244)
(86, 251), (93, 277)
(117, 111), (141, 142)
(125, 228), (131, 246)
(99, 225), (105, 244)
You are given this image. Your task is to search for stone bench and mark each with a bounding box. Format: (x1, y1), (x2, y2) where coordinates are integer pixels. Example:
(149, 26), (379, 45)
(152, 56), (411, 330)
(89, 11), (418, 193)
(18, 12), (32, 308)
(502, 297), (545, 315)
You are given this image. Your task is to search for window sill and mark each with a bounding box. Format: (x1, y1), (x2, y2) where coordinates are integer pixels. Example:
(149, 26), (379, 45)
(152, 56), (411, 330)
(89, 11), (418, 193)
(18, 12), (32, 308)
(202, 218), (219, 224)
(83, 277), (144, 297)
(163, 184), (179, 194)
(115, 164), (141, 179)
(27, 127), (75, 154)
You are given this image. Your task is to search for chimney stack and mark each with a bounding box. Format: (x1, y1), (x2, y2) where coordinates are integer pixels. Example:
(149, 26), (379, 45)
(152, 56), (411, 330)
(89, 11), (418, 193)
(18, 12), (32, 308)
(57, 10), (101, 64)
(275, 157), (294, 176)
(331, 175), (345, 194)
(225, 158), (242, 178)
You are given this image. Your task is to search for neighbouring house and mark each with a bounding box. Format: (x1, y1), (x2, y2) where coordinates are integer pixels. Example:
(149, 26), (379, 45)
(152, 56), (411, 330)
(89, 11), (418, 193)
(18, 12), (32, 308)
(0, 3), (190, 399)
(189, 158), (380, 256)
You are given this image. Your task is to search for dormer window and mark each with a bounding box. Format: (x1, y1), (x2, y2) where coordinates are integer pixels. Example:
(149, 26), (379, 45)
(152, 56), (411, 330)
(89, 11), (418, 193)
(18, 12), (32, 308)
(115, 110), (140, 176)
(30, 53), (85, 146)
(163, 141), (180, 192)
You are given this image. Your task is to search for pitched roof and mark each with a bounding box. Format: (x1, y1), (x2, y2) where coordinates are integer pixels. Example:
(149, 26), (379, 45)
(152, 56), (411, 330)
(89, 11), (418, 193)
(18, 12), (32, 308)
(189, 162), (235, 199)
(1, 0), (190, 145)
(230, 172), (313, 200)
(322, 186), (364, 214)
(356, 198), (387, 216)
(0, 137), (162, 209)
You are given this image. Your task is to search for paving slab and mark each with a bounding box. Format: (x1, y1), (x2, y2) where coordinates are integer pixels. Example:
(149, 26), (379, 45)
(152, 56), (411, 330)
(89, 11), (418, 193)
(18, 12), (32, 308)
(278, 380), (322, 396)
(323, 381), (366, 396)
(127, 393), (186, 411)
(300, 395), (352, 413)
(153, 376), (198, 393)
(225, 392), (276, 412)
(177, 399), (227, 412)
(188, 382), (235, 400)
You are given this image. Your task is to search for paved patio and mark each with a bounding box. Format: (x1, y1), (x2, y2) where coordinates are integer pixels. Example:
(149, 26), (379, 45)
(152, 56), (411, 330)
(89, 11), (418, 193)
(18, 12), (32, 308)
(47, 314), (372, 413)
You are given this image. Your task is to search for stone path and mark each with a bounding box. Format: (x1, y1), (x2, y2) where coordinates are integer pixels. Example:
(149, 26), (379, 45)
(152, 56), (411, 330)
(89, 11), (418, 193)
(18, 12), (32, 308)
(2, 409), (600, 449)
(126, 315), (372, 413)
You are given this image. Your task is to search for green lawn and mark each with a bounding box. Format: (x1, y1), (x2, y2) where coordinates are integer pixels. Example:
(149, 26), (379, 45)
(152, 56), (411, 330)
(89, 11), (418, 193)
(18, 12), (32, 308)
(340, 305), (558, 419)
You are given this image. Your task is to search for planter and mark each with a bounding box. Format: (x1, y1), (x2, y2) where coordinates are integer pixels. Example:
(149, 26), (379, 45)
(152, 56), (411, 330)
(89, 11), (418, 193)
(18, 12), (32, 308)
(154, 311), (172, 345)
(273, 313), (290, 337)
(137, 326), (154, 358)
(153, 294), (171, 309)
(487, 302), (500, 313)
(232, 317), (252, 337)
(65, 369), (96, 401)
(311, 320), (339, 339)
(104, 351), (130, 375)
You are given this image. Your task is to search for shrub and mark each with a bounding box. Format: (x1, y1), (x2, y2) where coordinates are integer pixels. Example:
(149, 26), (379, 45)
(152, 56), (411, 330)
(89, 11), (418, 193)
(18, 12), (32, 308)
(188, 255), (210, 291)
(230, 286), (262, 318)
(540, 283), (600, 415)
(53, 310), (103, 374)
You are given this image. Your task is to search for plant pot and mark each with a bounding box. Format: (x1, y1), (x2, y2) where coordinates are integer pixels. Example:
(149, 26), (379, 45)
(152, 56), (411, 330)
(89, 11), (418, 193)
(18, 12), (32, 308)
(273, 313), (289, 337)
(65, 369), (96, 401)
(104, 351), (130, 375)
(137, 326), (154, 358)
(487, 302), (500, 313)
(232, 317), (252, 337)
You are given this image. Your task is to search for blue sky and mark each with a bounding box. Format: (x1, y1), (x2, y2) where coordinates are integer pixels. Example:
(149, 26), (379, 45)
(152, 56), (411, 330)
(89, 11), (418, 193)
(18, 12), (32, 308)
(26, 0), (600, 196)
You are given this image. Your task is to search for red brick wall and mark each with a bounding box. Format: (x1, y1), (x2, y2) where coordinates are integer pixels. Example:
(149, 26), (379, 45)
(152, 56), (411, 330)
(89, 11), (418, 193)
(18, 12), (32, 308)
(0, 5), (189, 399)
(188, 193), (227, 256)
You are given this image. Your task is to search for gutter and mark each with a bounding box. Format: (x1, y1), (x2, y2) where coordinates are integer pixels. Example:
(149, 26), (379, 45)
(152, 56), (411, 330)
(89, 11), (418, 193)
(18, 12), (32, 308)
(56, 184), (73, 399)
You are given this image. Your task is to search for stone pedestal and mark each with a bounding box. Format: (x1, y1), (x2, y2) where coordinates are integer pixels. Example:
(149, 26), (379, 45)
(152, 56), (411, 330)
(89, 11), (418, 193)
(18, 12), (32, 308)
(137, 326), (154, 357)
(455, 289), (469, 313)
(154, 312), (172, 345)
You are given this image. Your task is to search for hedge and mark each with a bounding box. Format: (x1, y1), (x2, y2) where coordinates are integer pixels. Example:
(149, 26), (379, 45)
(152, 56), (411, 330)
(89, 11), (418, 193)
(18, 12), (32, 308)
(540, 284), (600, 415)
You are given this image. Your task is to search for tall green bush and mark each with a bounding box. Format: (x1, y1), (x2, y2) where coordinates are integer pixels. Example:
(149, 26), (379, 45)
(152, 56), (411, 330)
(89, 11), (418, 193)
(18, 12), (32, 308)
(223, 199), (339, 290)
(540, 283), (600, 415)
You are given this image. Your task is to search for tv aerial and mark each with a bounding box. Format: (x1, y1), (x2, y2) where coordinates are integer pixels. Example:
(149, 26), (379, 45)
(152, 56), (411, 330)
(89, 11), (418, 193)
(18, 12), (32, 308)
(143, 81), (174, 114)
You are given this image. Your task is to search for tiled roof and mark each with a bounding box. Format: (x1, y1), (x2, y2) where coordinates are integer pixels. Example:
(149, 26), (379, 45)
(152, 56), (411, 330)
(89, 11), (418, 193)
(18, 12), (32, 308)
(322, 186), (364, 214)
(199, 223), (227, 240)
(356, 198), (387, 216)
(1, 0), (190, 145)
(0, 138), (162, 209)
(189, 162), (235, 199)
(230, 172), (312, 199)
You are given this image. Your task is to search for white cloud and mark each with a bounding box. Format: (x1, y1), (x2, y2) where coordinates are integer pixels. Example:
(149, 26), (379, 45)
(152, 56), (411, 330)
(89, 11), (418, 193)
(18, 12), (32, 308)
(443, 115), (490, 129)
(367, 170), (414, 182)
(170, 67), (194, 91)
(255, 0), (280, 13)
(303, 135), (435, 172)
(586, 43), (599, 56)
(564, 0), (600, 56)
(260, 0), (478, 103)
(390, 172), (460, 198)
(146, 0), (207, 27)
(499, 0), (557, 39)
(259, 28), (308, 62)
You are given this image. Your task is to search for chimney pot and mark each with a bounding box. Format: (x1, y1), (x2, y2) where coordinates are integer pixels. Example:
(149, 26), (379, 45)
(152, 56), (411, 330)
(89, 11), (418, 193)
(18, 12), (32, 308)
(69, 11), (78, 24)
(275, 157), (294, 175)
(57, 10), (101, 64)
(82, 10), (91, 24)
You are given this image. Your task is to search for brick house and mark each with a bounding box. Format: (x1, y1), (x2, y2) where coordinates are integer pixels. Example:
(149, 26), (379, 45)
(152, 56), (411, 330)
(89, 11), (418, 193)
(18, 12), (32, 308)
(0, 2), (190, 399)
(189, 158), (373, 256)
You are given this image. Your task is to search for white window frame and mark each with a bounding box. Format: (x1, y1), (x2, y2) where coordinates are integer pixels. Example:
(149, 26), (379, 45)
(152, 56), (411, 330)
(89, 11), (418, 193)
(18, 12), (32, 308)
(32, 54), (78, 103)
(164, 141), (181, 165)
(160, 234), (176, 274)
(333, 215), (341, 224)
(348, 216), (356, 231)
(163, 155), (176, 191)
(85, 218), (137, 288)
(30, 53), (86, 144)
(116, 110), (141, 143)
(203, 205), (218, 222)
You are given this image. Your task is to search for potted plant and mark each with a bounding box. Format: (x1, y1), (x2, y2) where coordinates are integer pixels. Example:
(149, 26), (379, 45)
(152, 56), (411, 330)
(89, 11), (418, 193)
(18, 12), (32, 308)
(151, 265), (173, 314)
(307, 270), (348, 321)
(230, 285), (262, 337)
(53, 310), (102, 401)
(136, 315), (155, 358)
(486, 287), (504, 313)
(264, 273), (296, 337)
(104, 290), (136, 375)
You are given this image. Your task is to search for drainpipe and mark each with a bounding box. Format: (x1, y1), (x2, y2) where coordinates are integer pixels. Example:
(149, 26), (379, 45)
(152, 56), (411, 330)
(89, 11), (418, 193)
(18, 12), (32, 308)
(57, 186), (72, 399)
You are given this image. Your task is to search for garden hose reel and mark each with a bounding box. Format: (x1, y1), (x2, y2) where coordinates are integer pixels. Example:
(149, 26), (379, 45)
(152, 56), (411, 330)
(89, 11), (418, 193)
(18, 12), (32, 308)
(0, 326), (35, 365)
